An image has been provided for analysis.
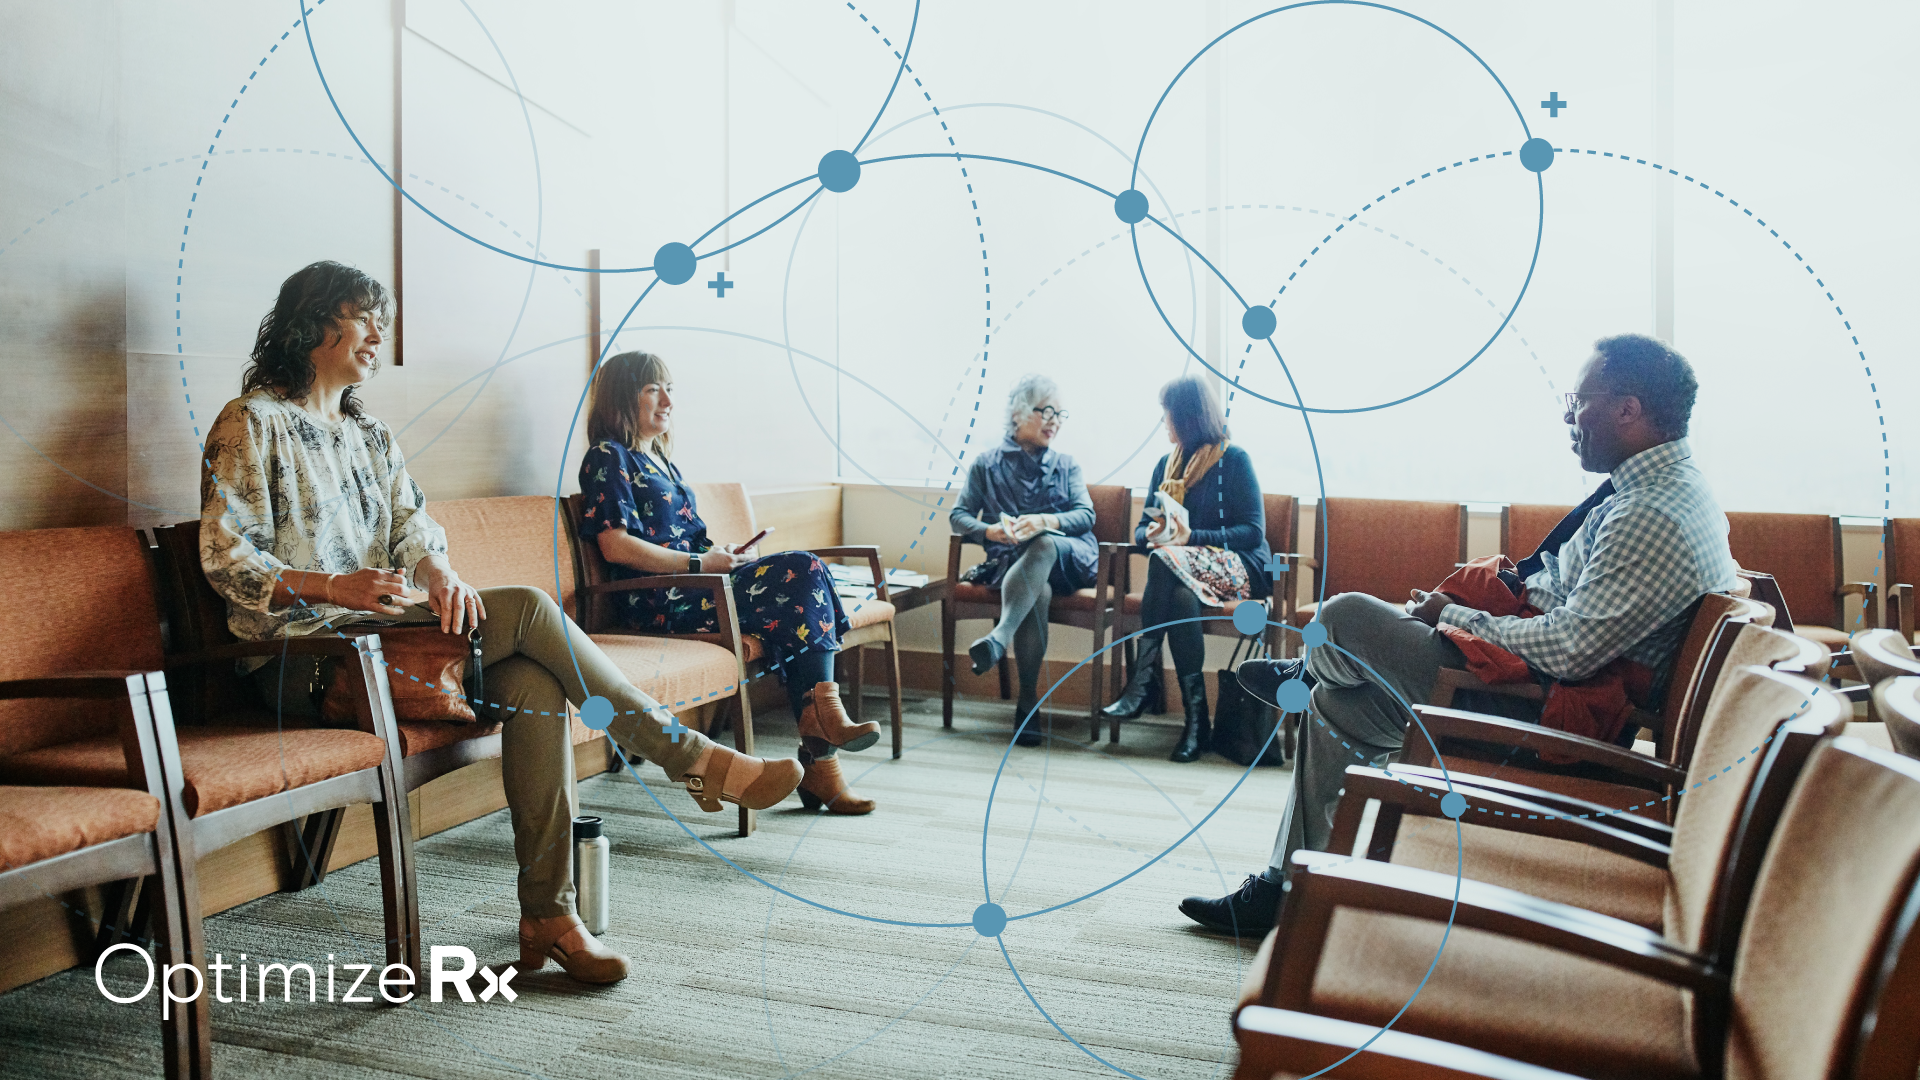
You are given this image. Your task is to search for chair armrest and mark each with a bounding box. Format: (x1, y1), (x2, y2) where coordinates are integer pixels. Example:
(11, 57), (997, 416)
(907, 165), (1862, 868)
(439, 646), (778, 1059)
(1400, 705), (1684, 791)
(168, 636), (370, 667)
(1280, 552), (1317, 571)
(1430, 668), (1545, 710)
(585, 573), (732, 596)
(1234, 1007), (1585, 1080)
(1384, 764), (1674, 843)
(1889, 583), (1913, 639)
(1261, 852), (1722, 1011)
(1328, 766), (1671, 867)
(1841, 581), (1876, 599)
(0, 671), (159, 700)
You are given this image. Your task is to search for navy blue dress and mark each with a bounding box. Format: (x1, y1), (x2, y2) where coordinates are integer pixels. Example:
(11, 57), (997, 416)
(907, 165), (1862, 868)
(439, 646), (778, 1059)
(577, 441), (847, 665)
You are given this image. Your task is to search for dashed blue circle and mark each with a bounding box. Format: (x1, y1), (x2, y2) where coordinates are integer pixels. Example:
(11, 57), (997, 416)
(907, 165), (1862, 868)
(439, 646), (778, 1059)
(1231, 602), (1268, 636)
(1301, 620), (1328, 648)
(1276, 678), (1311, 713)
(1440, 791), (1468, 819)
(1241, 304), (1277, 340)
(1114, 188), (1149, 224)
(972, 902), (1008, 937)
(653, 242), (697, 285)
(1519, 137), (1554, 172)
(579, 695), (615, 731)
(818, 149), (862, 193)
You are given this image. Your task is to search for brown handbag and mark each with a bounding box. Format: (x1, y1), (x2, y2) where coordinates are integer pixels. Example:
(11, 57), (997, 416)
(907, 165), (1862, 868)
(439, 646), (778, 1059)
(322, 625), (486, 725)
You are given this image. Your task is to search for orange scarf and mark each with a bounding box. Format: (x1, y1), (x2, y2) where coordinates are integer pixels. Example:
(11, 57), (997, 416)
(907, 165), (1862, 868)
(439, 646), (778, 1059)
(1158, 441), (1227, 506)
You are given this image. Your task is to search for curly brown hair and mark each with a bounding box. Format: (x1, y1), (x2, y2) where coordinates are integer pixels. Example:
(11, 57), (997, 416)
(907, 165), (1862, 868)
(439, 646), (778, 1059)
(242, 261), (392, 419)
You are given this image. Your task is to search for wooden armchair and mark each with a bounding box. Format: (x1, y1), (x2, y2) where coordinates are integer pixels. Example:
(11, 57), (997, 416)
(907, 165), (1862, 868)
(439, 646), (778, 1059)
(1236, 732), (1920, 1080)
(1498, 502), (1575, 563)
(939, 483), (1133, 727)
(0, 670), (208, 1080)
(1883, 517), (1920, 644)
(1291, 497), (1467, 627)
(1726, 511), (1874, 659)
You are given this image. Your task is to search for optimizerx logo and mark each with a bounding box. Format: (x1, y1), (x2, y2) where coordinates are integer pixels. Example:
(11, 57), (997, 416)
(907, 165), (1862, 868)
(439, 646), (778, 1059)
(95, 944), (516, 1017)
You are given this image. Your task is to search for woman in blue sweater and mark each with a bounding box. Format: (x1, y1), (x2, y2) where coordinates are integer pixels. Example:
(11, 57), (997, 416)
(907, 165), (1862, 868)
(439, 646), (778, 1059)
(1102, 375), (1269, 761)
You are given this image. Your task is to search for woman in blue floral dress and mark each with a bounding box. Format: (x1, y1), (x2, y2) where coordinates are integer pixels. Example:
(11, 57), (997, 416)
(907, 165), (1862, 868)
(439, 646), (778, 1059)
(578, 351), (878, 814)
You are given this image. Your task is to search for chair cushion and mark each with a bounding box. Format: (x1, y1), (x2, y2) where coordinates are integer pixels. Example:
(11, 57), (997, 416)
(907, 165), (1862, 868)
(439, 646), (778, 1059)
(952, 582), (997, 605)
(396, 720), (504, 758)
(1289, 600), (1321, 627)
(1791, 623), (1849, 650)
(590, 634), (743, 712)
(1048, 588), (1103, 613)
(1844, 721), (1893, 752)
(0, 727), (388, 817)
(1310, 908), (1697, 1079)
(1391, 816), (1670, 929)
(0, 785), (160, 870)
(842, 599), (896, 631)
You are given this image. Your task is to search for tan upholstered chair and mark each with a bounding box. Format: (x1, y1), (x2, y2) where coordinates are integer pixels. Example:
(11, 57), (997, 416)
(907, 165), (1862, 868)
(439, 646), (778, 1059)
(1235, 733), (1920, 1080)
(940, 483), (1133, 728)
(1498, 502), (1574, 562)
(1725, 511), (1873, 658)
(1237, 667), (1858, 1079)
(1847, 629), (1920, 752)
(1874, 675), (1920, 760)
(1291, 497), (1467, 627)
(1090, 492), (1300, 744)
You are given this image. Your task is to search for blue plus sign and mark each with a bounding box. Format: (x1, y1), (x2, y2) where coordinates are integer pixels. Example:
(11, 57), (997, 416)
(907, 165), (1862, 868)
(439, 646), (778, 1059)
(707, 272), (734, 298)
(1264, 550), (1290, 576)
(659, 713), (691, 742)
(1540, 92), (1568, 118)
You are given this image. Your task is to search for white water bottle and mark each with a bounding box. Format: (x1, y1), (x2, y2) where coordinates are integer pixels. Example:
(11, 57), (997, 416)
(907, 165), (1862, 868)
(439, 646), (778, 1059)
(572, 815), (610, 936)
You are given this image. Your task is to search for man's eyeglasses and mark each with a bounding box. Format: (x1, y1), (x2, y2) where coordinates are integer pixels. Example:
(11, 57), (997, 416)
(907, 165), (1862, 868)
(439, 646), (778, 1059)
(1563, 392), (1616, 413)
(1034, 406), (1069, 423)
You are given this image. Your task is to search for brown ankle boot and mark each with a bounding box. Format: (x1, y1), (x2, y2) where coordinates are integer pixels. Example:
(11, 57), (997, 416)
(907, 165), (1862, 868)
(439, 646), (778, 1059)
(518, 914), (629, 984)
(796, 682), (880, 753)
(797, 755), (875, 815)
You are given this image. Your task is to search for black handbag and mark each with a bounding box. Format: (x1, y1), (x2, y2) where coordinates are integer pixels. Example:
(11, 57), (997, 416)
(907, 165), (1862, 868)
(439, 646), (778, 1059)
(1212, 630), (1287, 767)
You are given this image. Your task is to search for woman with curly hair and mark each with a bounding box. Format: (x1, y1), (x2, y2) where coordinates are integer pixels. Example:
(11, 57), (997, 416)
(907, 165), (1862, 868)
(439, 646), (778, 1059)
(199, 261), (801, 986)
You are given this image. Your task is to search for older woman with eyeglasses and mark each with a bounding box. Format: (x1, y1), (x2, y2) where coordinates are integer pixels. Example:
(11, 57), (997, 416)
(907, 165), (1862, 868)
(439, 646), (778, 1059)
(949, 374), (1099, 746)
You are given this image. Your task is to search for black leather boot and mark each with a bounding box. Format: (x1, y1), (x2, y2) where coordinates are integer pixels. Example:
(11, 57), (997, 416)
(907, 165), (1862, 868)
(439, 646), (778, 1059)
(1169, 671), (1210, 762)
(1101, 637), (1164, 721)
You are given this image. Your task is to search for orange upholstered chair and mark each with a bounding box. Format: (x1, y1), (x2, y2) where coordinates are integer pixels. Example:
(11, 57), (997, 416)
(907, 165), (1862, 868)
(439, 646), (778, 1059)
(1291, 497), (1467, 626)
(0, 531), (210, 1077)
(941, 483), (1134, 728)
(1884, 517), (1920, 644)
(1499, 502), (1574, 561)
(1232, 736), (1920, 1080)
(1724, 511), (1871, 657)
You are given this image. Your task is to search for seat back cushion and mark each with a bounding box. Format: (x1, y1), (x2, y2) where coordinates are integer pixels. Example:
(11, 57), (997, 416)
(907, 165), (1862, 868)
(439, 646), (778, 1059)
(1725, 512), (1837, 630)
(1665, 667), (1843, 953)
(1726, 740), (1920, 1080)
(1875, 676), (1920, 760)
(429, 497), (574, 611)
(0, 527), (165, 757)
(686, 483), (757, 549)
(1505, 503), (1573, 560)
(1086, 484), (1132, 545)
(1263, 493), (1297, 555)
(1317, 498), (1463, 604)
(1852, 628), (1920, 686)
(1658, 593), (1744, 724)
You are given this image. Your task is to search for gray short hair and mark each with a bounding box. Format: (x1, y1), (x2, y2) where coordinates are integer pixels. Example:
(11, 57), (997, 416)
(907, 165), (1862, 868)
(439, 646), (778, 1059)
(1006, 373), (1060, 435)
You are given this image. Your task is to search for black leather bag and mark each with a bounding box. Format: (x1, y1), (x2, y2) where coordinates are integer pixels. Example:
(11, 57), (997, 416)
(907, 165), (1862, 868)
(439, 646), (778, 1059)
(1212, 632), (1286, 767)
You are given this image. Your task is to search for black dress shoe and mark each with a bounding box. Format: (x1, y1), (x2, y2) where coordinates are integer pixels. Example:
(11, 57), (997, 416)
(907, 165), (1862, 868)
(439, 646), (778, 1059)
(1013, 691), (1044, 747)
(969, 635), (1006, 677)
(1236, 658), (1307, 711)
(1179, 872), (1282, 936)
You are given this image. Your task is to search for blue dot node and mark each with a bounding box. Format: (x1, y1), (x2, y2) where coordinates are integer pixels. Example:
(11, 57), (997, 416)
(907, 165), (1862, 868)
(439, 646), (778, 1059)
(653, 242), (697, 285)
(972, 902), (1008, 938)
(1113, 188), (1149, 224)
(1440, 791), (1469, 819)
(818, 150), (862, 193)
(1300, 620), (1328, 649)
(1241, 304), (1277, 340)
(579, 695), (615, 731)
(1231, 602), (1267, 636)
(1519, 137), (1555, 173)
(1276, 678), (1311, 713)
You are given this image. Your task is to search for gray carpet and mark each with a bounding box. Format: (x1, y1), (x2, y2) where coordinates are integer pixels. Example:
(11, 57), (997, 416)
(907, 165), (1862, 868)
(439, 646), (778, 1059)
(0, 692), (1293, 1079)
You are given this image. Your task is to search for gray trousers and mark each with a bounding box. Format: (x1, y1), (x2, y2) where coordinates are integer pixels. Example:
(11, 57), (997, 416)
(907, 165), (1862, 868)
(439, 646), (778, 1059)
(1267, 592), (1539, 876)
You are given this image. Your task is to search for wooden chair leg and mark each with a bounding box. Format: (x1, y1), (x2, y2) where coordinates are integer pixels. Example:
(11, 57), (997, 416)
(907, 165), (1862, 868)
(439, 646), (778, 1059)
(734, 683), (757, 838)
(998, 656), (1012, 700)
(850, 643), (866, 726)
(285, 808), (344, 891)
(1090, 609), (1109, 738)
(940, 598), (955, 729)
(881, 627), (905, 759)
(92, 876), (142, 961)
(151, 849), (209, 1080)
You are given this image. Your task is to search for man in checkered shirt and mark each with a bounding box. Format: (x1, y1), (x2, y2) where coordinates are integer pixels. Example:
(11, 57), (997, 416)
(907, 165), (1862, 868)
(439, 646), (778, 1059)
(1180, 333), (1738, 936)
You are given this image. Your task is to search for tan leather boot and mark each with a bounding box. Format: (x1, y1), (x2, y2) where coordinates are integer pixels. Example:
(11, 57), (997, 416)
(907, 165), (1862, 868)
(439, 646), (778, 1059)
(674, 745), (803, 813)
(797, 755), (875, 815)
(796, 681), (880, 753)
(518, 914), (629, 984)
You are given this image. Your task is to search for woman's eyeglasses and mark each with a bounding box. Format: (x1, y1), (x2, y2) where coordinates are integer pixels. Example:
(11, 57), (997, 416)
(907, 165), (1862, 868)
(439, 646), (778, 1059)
(1034, 406), (1069, 423)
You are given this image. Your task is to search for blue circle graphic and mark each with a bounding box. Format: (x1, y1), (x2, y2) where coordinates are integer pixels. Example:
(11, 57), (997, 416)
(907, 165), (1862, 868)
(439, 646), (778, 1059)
(1113, 188), (1149, 223)
(579, 695), (615, 731)
(1276, 678), (1312, 713)
(1301, 620), (1329, 648)
(819, 149), (862, 192)
(972, 902), (1008, 937)
(1242, 304), (1277, 340)
(1232, 602), (1268, 636)
(1519, 137), (1555, 172)
(653, 242), (697, 285)
(1440, 791), (1468, 819)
